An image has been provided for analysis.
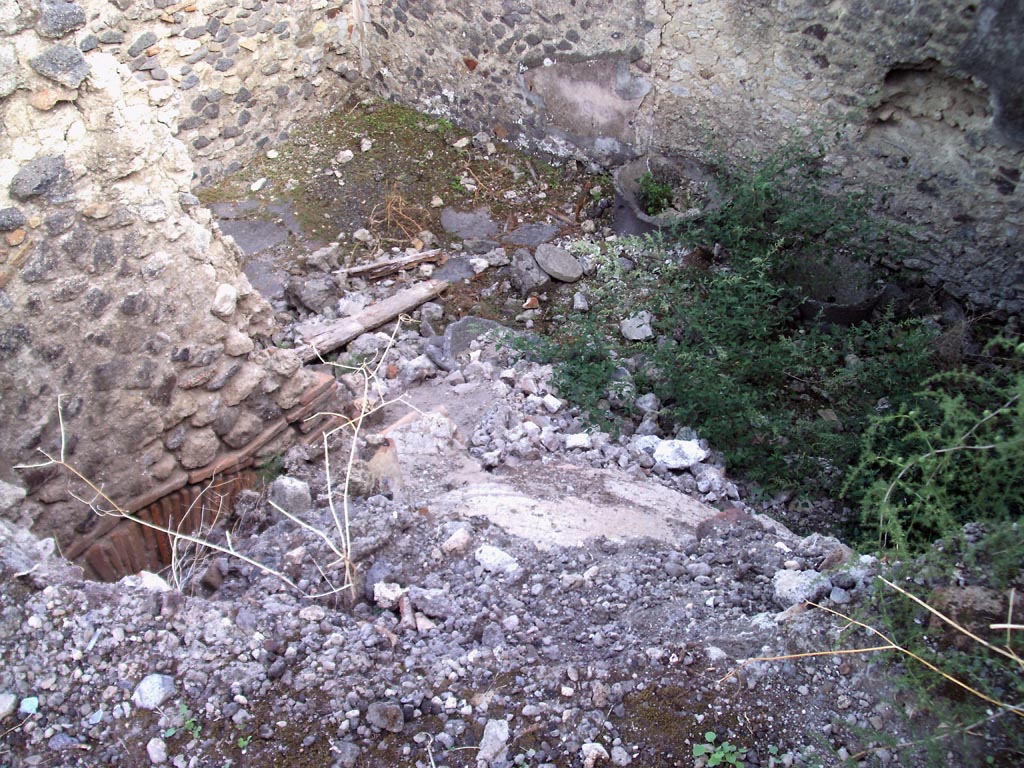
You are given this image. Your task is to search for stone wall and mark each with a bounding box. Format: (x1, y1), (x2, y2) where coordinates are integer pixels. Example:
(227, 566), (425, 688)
(1, 0), (1022, 560)
(367, 0), (1023, 315)
(0, 0), (364, 546)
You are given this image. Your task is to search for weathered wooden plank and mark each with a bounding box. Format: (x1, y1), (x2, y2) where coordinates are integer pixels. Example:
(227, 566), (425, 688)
(339, 249), (444, 279)
(295, 279), (449, 362)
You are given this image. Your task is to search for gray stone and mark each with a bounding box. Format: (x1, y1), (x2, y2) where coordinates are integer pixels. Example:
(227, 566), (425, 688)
(268, 476), (311, 516)
(9, 156), (69, 201)
(0, 207), (25, 232)
(332, 741), (360, 768)
(534, 243), (583, 282)
(829, 586), (852, 605)
(440, 206), (498, 239)
(0, 480), (26, 515)
(619, 310), (654, 341)
(178, 428), (219, 470)
(504, 221), (560, 246)
(510, 247), (550, 294)
(128, 31), (157, 57)
(652, 439), (708, 469)
(772, 569), (832, 609)
(37, 1), (86, 39)
(408, 586), (458, 618)
(146, 737), (168, 764)
(366, 701), (404, 733)
(0, 324), (30, 360)
(478, 718), (510, 764)
(0, 692), (16, 720)
(475, 545), (519, 574)
(28, 45), (89, 89)
(285, 274), (337, 313)
(635, 393), (660, 413)
(131, 674), (175, 710)
(572, 291), (589, 311)
(0, 41), (17, 98)
(442, 316), (505, 359)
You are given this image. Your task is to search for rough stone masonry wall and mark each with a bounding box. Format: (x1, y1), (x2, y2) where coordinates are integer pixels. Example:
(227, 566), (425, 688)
(1, 0), (1022, 558)
(0, 0), (365, 547)
(367, 0), (1023, 315)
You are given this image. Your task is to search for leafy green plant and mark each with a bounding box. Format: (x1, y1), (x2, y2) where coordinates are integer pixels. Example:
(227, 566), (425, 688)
(692, 731), (747, 766)
(845, 340), (1024, 553)
(237, 734), (252, 750)
(516, 138), (938, 507)
(256, 452), (285, 485)
(166, 703), (202, 741)
(638, 171), (673, 215)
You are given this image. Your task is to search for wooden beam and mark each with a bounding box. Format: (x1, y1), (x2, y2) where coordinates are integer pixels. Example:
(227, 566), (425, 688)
(295, 278), (449, 363)
(339, 250), (445, 280)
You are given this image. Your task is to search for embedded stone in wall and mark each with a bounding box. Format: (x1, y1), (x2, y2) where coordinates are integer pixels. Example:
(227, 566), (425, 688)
(36, 1), (87, 40)
(28, 45), (89, 88)
(9, 155), (71, 201)
(0, 41), (17, 97)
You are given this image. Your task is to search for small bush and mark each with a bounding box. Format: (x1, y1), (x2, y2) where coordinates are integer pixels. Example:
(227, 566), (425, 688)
(845, 339), (1024, 553)
(526, 138), (936, 502)
(638, 171), (673, 215)
(843, 340), (1023, 764)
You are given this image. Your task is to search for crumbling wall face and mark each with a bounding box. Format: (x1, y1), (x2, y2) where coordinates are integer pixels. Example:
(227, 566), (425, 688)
(0, 0), (352, 544)
(1, 1), (363, 186)
(366, 0), (1023, 315)
(647, 0), (1023, 314)
(366, 0), (655, 163)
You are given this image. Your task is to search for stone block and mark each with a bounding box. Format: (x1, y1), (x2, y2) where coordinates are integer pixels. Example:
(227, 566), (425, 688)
(268, 475), (311, 515)
(28, 46), (90, 89)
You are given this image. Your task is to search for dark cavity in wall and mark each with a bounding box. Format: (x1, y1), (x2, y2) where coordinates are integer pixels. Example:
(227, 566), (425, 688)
(957, 0), (1024, 146)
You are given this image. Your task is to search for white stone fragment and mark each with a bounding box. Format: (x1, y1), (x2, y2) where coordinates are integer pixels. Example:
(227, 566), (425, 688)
(620, 311), (654, 341)
(541, 393), (562, 413)
(131, 674), (175, 710)
(582, 742), (610, 766)
(146, 737), (168, 764)
(475, 545), (519, 574)
(652, 439), (708, 469)
(211, 283), (238, 317)
(441, 527), (472, 555)
(373, 582), (406, 610)
(478, 718), (509, 763)
(298, 605), (326, 622)
(565, 433), (593, 450)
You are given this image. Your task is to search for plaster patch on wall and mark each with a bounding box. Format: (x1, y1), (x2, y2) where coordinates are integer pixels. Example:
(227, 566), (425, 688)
(522, 57), (650, 162)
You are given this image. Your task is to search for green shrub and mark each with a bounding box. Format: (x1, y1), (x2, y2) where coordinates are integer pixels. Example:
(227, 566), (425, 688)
(682, 136), (916, 275)
(638, 171), (673, 215)
(845, 340), (1024, 553)
(526, 136), (937, 503)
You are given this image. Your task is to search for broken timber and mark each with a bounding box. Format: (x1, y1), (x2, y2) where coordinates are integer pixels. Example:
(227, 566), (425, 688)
(338, 249), (445, 280)
(295, 278), (449, 363)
